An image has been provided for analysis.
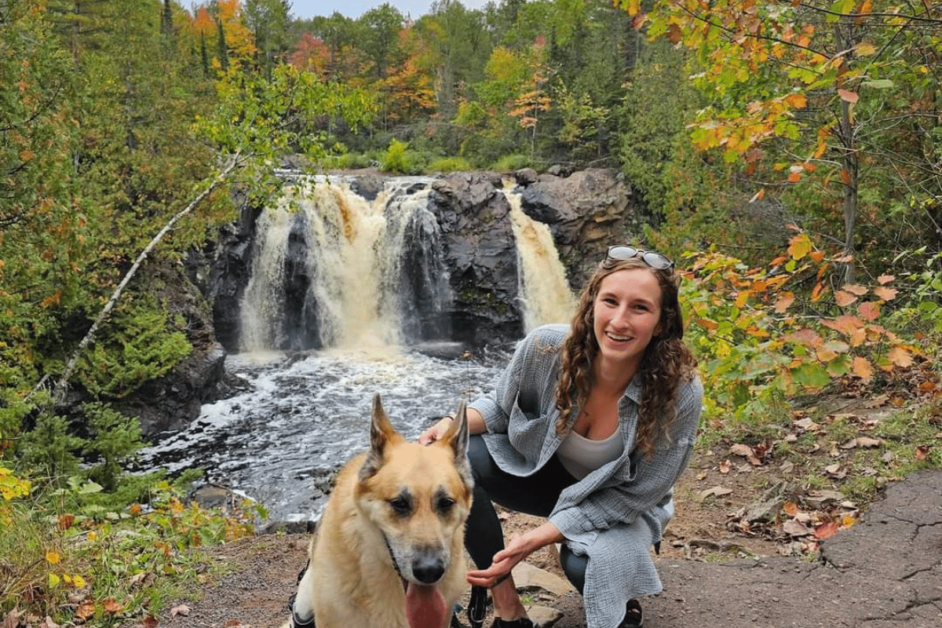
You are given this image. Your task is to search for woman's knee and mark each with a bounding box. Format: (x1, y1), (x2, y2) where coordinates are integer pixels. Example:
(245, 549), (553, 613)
(558, 545), (587, 595)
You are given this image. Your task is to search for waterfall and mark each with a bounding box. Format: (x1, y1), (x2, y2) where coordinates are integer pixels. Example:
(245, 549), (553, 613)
(503, 183), (577, 331)
(239, 176), (451, 353)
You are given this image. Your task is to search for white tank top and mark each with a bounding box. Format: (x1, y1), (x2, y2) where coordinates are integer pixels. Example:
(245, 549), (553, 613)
(556, 429), (624, 480)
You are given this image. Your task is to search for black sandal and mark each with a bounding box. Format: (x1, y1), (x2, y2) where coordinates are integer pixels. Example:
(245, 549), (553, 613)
(619, 599), (643, 628)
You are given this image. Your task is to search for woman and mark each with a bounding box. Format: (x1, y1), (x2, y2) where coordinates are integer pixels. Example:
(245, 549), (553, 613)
(420, 246), (702, 628)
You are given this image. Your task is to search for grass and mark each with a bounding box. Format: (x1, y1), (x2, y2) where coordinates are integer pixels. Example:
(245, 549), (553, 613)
(0, 474), (262, 626)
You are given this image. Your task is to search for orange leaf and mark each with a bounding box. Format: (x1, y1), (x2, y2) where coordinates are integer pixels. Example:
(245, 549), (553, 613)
(814, 520), (839, 540)
(888, 346), (913, 368)
(58, 514), (75, 530)
(834, 290), (857, 306)
(75, 601), (96, 621)
(873, 286), (898, 301)
(103, 599), (123, 615)
(915, 445), (930, 460)
(786, 328), (823, 347)
(842, 283), (868, 295)
(838, 89), (859, 103)
(802, 162), (817, 173)
(853, 356), (874, 382)
(877, 274), (894, 284)
(774, 293), (795, 314)
(811, 282), (826, 301)
(840, 168), (852, 185)
(782, 501), (800, 516)
(788, 170), (802, 183)
(144, 616), (159, 628)
(697, 318), (719, 330)
(858, 301), (880, 321)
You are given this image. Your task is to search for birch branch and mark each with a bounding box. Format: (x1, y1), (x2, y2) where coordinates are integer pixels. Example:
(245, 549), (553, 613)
(45, 151), (244, 407)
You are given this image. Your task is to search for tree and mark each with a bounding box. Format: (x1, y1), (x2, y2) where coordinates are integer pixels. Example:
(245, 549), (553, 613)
(244, 0), (291, 80)
(621, 0), (942, 281)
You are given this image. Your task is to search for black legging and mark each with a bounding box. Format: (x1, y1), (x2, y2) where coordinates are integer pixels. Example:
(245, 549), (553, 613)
(465, 434), (589, 593)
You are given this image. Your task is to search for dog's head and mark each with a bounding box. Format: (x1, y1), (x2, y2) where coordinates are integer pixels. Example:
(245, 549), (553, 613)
(355, 393), (472, 588)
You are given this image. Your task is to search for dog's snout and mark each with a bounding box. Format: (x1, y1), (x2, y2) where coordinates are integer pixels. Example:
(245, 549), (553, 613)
(412, 551), (446, 584)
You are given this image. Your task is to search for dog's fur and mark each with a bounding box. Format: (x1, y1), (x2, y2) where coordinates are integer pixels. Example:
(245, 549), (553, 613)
(287, 394), (473, 628)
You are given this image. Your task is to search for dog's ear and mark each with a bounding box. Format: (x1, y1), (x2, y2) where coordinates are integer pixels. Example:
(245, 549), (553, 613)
(360, 393), (404, 481)
(440, 400), (471, 483)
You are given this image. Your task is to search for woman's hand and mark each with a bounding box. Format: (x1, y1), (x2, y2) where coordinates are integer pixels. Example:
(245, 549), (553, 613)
(466, 533), (535, 588)
(467, 522), (563, 588)
(418, 416), (453, 445)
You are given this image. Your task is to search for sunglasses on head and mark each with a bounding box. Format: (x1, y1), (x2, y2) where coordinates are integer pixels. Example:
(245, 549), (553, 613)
(605, 245), (674, 270)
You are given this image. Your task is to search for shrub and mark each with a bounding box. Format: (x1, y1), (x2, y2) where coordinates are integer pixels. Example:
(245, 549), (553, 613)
(428, 156), (474, 172)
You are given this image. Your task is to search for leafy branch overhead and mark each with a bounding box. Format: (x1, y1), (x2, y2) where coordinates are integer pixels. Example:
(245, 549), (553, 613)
(622, 0), (942, 281)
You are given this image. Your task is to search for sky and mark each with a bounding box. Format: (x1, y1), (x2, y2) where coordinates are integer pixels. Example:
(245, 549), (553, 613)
(290, 0), (491, 20)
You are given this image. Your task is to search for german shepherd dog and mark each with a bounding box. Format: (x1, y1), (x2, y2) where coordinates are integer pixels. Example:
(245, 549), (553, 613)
(286, 394), (472, 628)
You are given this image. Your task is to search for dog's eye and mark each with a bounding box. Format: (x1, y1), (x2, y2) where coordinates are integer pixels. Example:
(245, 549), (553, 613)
(388, 497), (411, 515)
(436, 496), (455, 513)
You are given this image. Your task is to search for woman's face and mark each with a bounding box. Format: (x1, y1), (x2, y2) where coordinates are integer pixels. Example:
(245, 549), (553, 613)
(592, 268), (663, 372)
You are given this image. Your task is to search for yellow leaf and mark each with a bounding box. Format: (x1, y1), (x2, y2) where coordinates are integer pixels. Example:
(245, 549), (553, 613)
(853, 356), (874, 382)
(45, 551), (60, 565)
(73, 574), (86, 589)
(48, 573), (60, 588)
(855, 41), (876, 56)
(788, 233), (813, 260)
(784, 93), (807, 109)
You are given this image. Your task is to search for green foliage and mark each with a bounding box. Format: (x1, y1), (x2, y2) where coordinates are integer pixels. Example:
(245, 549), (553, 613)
(684, 234), (922, 425)
(0, 474), (263, 626)
(381, 139), (411, 174)
(18, 415), (83, 482)
(490, 153), (543, 172)
(428, 156), (474, 172)
(81, 403), (147, 493)
(74, 301), (192, 399)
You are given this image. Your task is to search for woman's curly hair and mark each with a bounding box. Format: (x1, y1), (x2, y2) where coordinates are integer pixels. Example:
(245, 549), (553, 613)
(554, 257), (698, 457)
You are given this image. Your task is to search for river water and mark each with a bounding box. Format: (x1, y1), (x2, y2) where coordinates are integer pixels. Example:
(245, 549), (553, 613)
(139, 175), (573, 526)
(139, 345), (510, 525)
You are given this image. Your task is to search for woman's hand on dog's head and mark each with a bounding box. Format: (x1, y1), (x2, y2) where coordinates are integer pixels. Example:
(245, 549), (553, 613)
(418, 415), (454, 445)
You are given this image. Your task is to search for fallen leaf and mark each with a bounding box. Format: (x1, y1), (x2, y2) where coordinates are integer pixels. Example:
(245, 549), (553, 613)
(74, 601), (96, 623)
(45, 552), (61, 566)
(782, 501), (801, 517)
(696, 471), (707, 480)
(170, 605), (190, 618)
(794, 417), (820, 431)
(814, 520), (840, 540)
(783, 519), (813, 537)
(856, 436), (883, 448)
(223, 621), (241, 628)
(102, 599), (122, 615)
(882, 451), (895, 465)
(780, 461), (795, 474)
(840, 514), (857, 528)
(839, 438), (858, 450)
(730, 443), (761, 465)
(58, 514), (75, 530)
(719, 459), (731, 474)
(864, 394), (889, 408)
(915, 445), (931, 460)
(824, 464), (846, 479)
(143, 616), (159, 628)
(698, 486), (733, 501)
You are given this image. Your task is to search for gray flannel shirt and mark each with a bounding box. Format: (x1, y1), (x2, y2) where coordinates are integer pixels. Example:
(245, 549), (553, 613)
(470, 325), (703, 628)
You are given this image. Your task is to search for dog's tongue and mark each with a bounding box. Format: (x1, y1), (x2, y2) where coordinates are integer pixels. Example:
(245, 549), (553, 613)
(405, 582), (447, 628)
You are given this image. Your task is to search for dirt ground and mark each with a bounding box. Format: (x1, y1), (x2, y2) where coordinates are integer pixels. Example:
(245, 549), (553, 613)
(136, 395), (938, 628)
